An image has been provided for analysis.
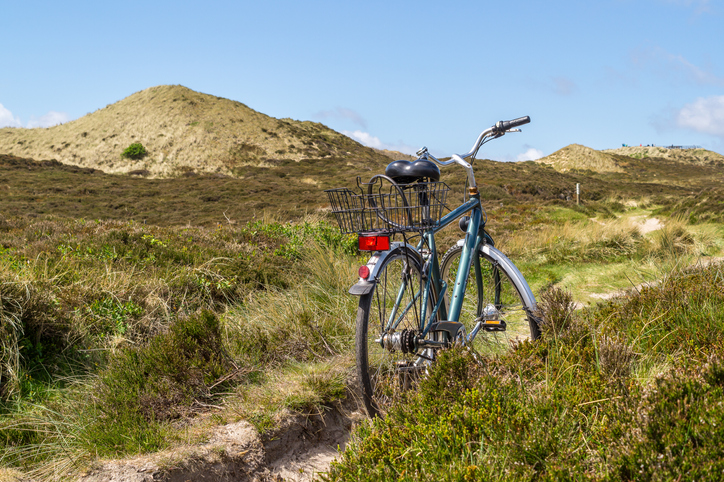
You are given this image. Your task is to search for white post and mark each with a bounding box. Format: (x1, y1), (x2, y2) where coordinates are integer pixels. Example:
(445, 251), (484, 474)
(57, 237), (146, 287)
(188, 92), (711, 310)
(576, 183), (580, 205)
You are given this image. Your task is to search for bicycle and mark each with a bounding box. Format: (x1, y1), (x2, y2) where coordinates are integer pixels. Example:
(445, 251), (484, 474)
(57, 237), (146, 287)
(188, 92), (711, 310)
(326, 116), (541, 417)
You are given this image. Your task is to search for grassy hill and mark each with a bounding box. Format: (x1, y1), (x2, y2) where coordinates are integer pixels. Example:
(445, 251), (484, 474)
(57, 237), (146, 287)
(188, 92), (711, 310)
(0, 85), (393, 177)
(605, 145), (724, 166)
(535, 144), (624, 173)
(538, 143), (724, 175)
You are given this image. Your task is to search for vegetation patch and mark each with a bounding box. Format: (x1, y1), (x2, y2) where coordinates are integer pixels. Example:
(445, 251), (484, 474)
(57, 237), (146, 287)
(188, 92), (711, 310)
(86, 311), (235, 456)
(120, 142), (147, 160)
(325, 263), (724, 481)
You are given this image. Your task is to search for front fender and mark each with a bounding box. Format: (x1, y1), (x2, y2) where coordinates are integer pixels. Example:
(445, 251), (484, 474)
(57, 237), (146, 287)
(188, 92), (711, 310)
(348, 242), (420, 296)
(480, 244), (538, 311)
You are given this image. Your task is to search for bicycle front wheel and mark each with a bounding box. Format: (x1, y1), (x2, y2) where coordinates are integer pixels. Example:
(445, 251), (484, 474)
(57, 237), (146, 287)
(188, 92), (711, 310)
(440, 242), (540, 353)
(356, 247), (433, 418)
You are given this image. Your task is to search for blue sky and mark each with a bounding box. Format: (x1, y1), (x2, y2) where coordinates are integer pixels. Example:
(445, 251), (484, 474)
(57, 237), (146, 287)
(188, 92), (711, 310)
(1, 0), (723, 161)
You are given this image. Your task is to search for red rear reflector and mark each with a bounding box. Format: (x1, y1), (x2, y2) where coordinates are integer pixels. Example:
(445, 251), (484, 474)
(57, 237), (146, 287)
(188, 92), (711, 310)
(358, 235), (390, 251)
(359, 265), (371, 279)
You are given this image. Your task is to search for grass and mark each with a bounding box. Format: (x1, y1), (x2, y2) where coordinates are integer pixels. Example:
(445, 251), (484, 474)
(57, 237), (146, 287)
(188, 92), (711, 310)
(2, 142), (724, 479)
(324, 262), (724, 481)
(500, 207), (724, 304)
(0, 214), (361, 478)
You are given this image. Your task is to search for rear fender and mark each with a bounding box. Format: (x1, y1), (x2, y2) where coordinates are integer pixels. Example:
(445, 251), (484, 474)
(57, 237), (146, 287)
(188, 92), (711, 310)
(348, 242), (421, 296)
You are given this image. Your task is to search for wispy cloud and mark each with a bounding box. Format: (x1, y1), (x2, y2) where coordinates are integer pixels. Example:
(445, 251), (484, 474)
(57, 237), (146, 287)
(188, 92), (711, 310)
(631, 46), (724, 87)
(552, 77), (577, 96)
(343, 130), (418, 155)
(676, 95), (724, 137)
(313, 107), (367, 129)
(496, 146), (544, 162)
(0, 103), (69, 128)
(0, 103), (22, 128)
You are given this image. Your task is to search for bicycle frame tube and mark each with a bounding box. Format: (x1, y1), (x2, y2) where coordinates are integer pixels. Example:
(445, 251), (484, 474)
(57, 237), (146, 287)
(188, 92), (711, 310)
(432, 198), (480, 235)
(446, 205), (481, 322)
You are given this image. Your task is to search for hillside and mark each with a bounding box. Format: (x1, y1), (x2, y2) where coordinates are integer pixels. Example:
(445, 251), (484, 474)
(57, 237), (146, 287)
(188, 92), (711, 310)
(0, 85), (392, 176)
(605, 145), (724, 166)
(535, 144), (624, 173)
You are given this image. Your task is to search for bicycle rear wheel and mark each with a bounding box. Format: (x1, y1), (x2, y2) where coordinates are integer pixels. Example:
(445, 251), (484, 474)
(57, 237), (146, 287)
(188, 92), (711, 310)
(356, 247), (434, 418)
(440, 242), (540, 353)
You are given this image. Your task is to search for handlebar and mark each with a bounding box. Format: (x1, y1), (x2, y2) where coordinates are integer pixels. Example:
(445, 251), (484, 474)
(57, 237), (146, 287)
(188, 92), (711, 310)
(417, 116), (531, 189)
(493, 116), (530, 134)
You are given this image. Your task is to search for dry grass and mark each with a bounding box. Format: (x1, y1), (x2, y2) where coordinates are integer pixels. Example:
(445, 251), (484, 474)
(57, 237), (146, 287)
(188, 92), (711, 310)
(536, 143), (625, 173)
(501, 214), (643, 262)
(0, 85), (391, 177)
(604, 145), (724, 165)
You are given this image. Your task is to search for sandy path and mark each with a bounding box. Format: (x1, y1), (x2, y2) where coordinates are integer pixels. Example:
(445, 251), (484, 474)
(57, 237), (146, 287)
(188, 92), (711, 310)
(73, 403), (364, 482)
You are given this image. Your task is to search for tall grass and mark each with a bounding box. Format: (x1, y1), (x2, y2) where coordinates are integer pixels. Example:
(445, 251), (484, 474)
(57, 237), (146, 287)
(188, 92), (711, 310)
(0, 216), (360, 478)
(502, 213), (721, 267)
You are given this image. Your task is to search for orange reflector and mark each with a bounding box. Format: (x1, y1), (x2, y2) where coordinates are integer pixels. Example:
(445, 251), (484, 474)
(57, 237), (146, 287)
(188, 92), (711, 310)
(358, 235), (390, 251)
(359, 265), (371, 279)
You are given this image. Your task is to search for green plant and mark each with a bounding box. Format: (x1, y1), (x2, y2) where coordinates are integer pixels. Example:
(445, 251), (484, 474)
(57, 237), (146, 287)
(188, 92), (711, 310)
(324, 263), (724, 481)
(84, 311), (236, 456)
(121, 142), (147, 160)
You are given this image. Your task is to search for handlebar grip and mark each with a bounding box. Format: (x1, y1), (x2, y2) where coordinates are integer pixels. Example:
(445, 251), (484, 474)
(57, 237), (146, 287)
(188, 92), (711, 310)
(495, 116), (531, 133)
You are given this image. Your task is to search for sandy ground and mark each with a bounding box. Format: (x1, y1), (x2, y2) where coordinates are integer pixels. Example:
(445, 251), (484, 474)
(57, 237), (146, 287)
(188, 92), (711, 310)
(636, 216), (662, 234)
(28, 402), (366, 482)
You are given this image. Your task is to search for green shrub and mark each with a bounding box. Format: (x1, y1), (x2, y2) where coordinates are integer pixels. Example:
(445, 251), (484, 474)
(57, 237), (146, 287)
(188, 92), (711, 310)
(83, 311), (239, 456)
(325, 264), (724, 481)
(120, 142), (147, 160)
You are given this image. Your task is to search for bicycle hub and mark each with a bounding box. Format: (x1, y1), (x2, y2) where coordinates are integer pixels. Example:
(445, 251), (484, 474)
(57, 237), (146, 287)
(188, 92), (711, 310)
(379, 329), (418, 354)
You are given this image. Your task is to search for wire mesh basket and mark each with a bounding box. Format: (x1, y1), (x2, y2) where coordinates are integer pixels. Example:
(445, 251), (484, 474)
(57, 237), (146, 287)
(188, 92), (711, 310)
(326, 177), (450, 234)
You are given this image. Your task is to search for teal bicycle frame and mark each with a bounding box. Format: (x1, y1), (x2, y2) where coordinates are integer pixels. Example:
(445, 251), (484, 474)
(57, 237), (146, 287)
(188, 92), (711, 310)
(386, 194), (483, 343)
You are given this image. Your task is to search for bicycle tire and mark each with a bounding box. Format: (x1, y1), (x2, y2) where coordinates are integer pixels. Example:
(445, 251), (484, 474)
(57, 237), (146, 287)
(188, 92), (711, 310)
(440, 242), (540, 353)
(356, 246), (435, 417)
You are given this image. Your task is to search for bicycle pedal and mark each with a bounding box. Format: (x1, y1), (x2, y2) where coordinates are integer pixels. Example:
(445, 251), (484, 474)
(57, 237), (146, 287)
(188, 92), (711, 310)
(481, 319), (507, 332)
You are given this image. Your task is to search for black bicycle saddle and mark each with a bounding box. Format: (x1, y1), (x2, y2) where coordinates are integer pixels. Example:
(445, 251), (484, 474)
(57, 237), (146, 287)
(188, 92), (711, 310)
(384, 159), (440, 184)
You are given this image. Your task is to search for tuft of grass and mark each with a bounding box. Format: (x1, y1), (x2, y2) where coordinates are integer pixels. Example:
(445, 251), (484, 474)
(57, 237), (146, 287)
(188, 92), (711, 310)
(82, 311), (234, 457)
(238, 359), (350, 435)
(222, 243), (359, 368)
(0, 216), (361, 477)
(536, 285), (576, 337)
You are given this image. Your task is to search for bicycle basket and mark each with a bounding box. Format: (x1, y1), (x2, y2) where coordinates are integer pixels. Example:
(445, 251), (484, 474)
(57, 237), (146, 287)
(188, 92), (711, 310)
(325, 176), (450, 234)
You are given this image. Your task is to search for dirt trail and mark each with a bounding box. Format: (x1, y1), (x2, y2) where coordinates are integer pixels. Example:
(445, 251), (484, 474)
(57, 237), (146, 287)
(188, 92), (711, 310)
(71, 403), (363, 482)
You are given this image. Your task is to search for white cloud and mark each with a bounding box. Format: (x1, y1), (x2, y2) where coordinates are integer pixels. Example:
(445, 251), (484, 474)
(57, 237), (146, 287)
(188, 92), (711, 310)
(314, 107), (368, 129)
(0, 104), (70, 128)
(676, 95), (724, 137)
(343, 130), (418, 155)
(26, 111), (69, 128)
(0, 103), (22, 127)
(27, 110), (70, 129)
(516, 147), (544, 162)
